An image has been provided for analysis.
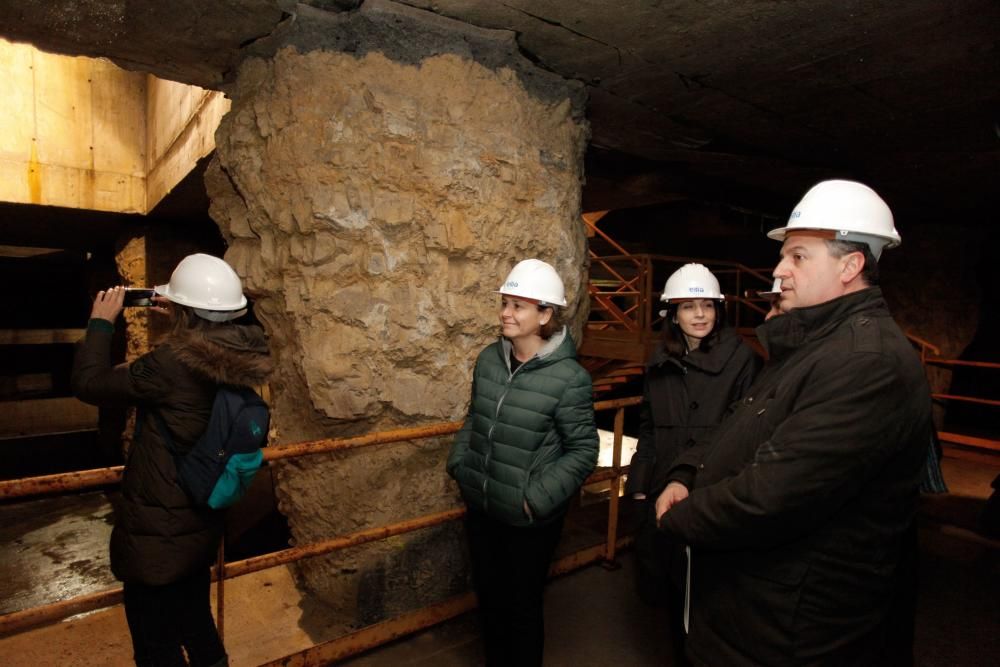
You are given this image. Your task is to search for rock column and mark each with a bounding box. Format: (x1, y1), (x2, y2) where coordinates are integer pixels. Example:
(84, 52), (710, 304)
(207, 2), (590, 628)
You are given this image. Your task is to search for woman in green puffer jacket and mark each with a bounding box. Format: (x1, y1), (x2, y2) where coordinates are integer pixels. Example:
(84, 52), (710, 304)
(447, 258), (598, 667)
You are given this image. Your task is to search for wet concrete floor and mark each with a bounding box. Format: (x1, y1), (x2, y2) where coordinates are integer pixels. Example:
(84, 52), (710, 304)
(0, 491), (116, 615)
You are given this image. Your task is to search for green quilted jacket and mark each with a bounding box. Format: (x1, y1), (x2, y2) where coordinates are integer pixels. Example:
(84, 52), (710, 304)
(447, 327), (599, 527)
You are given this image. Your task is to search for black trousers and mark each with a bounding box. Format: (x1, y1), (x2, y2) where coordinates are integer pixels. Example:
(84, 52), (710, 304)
(122, 568), (227, 667)
(634, 500), (690, 666)
(465, 509), (565, 667)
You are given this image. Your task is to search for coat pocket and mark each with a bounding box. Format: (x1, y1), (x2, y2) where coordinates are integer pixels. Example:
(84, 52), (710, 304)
(730, 555), (809, 660)
(522, 443), (564, 519)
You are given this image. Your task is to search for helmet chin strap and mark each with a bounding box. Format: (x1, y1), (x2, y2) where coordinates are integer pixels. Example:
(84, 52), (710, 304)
(194, 307), (247, 322)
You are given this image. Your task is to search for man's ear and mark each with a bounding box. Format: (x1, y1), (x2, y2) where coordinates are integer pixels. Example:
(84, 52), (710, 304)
(841, 251), (865, 284)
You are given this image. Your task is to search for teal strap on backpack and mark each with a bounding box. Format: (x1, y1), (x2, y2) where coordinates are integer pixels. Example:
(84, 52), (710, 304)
(207, 449), (264, 509)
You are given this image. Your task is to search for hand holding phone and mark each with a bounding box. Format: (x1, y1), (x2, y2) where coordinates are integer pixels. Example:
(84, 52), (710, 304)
(90, 286), (126, 322)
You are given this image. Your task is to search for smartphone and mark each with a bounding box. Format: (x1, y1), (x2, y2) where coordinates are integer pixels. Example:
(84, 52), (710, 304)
(123, 288), (156, 307)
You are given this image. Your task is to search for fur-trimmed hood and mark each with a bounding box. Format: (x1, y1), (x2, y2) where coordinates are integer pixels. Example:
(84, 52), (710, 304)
(168, 324), (272, 387)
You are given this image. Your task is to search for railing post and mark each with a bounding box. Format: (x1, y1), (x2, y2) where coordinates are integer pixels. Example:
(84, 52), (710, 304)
(643, 256), (652, 334)
(216, 538), (226, 644)
(735, 269), (742, 330)
(604, 407), (625, 565)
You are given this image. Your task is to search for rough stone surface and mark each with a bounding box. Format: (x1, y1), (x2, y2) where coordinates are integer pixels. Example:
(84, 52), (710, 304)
(114, 234), (153, 362)
(206, 37), (589, 625)
(243, 0), (588, 111)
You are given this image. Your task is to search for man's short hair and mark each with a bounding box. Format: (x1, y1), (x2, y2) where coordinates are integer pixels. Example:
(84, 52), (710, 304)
(825, 239), (879, 286)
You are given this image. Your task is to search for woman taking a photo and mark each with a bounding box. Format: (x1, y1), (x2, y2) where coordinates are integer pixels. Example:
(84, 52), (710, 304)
(447, 258), (598, 667)
(625, 263), (757, 664)
(73, 253), (272, 667)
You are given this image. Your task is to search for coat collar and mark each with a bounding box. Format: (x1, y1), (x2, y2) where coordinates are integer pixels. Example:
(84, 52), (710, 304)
(757, 287), (888, 360)
(168, 324), (273, 386)
(499, 325), (572, 373)
(648, 327), (744, 375)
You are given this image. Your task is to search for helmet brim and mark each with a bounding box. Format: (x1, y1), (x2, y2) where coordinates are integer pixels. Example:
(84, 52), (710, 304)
(495, 290), (567, 308)
(155, 283), (249, 311)
(767, 225), (901, 248)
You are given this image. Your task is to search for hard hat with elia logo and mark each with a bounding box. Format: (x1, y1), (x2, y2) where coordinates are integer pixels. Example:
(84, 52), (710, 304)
(155, 253), (248, 322)
(497, 259), (567, 307)
(766, 179), (901, 260)
(661, 263), (725, 303)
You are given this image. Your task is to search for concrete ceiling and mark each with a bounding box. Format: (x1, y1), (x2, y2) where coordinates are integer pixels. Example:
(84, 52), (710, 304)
(1, 0), (997, 224)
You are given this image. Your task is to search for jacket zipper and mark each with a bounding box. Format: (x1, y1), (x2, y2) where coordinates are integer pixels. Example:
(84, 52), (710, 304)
(482, 359), (529, 512)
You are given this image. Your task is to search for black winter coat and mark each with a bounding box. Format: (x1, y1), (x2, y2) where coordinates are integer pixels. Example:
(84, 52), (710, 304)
(661, 288), (932, 666)
(625, 327), (757, 497)
(73, 320), (272, 585)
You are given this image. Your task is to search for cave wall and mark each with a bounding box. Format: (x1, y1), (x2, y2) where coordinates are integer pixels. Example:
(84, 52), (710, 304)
(205, 3), (589, 628)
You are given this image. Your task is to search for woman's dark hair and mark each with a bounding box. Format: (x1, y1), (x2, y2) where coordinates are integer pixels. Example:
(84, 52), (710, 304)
(168, 303), (214, 337)
(660, 300), (727, 358)
(539, 305), (562, 340)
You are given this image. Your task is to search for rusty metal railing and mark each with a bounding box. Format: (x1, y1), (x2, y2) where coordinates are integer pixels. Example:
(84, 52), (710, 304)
(0, 395), (642, 665)
(902, 334), (1000, 455)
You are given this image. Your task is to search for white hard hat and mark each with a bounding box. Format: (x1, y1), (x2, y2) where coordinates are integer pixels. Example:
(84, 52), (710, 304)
(661, 263), (724, 303)
(497, 259), (567, 307)
(767, 179), (901, 260)
(155, 253), (248, 322)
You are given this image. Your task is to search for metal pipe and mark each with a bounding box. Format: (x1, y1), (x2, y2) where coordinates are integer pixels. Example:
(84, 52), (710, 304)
(216, 540), (226, 644)
(0, 587), (123, 636)
(0, 423), (462, 500)
(263, 422), (463, 462)
(594, 396), (643, 410)
(0, 508), (468, 635)
(0, 492), (635, 637)
(0, 398), (643, 639)
(257, 593), (479, 667)
(0, 466), (123, 500)
(223, 508), (467, 579)
(938, 431), (1000, 452)
(926, 358), (1000, 370)
(931, 393), (1000, 408)
(259, 536), (635, 667)
(1, 399), (638, 501)
(604, 407), (625, 563)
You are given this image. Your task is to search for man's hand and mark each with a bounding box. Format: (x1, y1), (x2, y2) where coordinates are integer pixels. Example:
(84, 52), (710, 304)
(90, 286), (125, 323)
(655, 481), (689, 522)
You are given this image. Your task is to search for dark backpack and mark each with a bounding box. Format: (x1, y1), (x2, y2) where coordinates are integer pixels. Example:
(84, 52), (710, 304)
(144, 385), (269, 509)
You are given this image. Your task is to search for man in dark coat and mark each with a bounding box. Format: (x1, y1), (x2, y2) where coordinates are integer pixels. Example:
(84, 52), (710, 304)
(656, 180), (933, 666)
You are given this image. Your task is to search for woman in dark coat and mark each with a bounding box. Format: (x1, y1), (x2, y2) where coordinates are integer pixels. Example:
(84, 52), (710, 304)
(447, 258), (599, 667)
(625, 263), (757, 664)
(73, 254), (272, 667)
